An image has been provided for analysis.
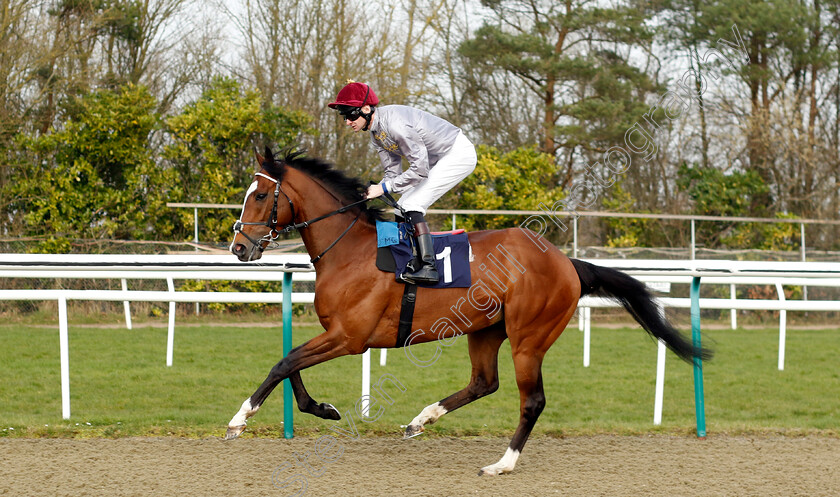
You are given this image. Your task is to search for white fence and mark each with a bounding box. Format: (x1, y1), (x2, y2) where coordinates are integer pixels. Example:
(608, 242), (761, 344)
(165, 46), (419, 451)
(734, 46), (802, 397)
(0, 253), (316, 420)
(168, 202), (840, 262)
(578, 258), (840, 425)
(580, 259), (840, 367)
(2, 255), (839, 427)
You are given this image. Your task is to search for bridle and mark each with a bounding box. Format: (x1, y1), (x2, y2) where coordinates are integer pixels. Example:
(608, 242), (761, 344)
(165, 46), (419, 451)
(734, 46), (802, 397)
(232, 172), (287, 254)
(232, 171), (373, 263)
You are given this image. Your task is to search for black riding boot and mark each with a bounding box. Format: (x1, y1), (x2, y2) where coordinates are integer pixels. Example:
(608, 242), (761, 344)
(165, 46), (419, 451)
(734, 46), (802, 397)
(400, 216), (439, 284)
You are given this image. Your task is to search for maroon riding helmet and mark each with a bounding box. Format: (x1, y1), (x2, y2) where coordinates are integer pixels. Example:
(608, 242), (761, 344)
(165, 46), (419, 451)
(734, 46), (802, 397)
(328, 82), (379, 109)
(328, 82), (379, 131)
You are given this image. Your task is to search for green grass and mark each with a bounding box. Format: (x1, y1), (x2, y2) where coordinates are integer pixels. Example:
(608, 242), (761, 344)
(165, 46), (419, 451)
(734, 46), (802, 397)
(1, 321), (838, 438)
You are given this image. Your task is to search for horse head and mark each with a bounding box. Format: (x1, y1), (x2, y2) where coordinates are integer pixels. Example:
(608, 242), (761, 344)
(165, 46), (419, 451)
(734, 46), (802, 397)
(230, 147), (295, 261)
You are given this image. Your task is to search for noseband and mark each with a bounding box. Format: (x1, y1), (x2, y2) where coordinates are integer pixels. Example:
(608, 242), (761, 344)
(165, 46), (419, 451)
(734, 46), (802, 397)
(232, 171), (372, 263)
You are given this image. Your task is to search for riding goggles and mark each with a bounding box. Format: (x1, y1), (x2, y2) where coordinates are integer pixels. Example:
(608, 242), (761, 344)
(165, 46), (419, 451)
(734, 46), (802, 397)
(337, 105), (364, 121)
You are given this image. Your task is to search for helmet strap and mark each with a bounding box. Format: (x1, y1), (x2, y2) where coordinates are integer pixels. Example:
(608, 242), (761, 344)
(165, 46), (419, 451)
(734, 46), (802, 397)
(361, 108), (374, 131)
(359, 84), (373, 131)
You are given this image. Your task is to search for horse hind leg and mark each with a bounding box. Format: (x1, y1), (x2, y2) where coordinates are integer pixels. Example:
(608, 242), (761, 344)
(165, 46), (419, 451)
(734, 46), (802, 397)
(404, 324), (506, 438)
(479, 352), (545, 476)
(288, 371), (341, 420)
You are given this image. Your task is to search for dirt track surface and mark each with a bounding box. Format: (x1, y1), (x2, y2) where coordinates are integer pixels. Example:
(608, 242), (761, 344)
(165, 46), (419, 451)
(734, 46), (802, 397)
(2, 435), (838, 496)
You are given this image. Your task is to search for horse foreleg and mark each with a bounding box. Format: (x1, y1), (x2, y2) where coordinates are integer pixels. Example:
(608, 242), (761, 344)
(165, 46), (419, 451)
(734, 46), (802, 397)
(404, 325), (507, 438)
(225, 331), (354, 439)
(479, 352), (545, 476)
(289, 371), (341, 420)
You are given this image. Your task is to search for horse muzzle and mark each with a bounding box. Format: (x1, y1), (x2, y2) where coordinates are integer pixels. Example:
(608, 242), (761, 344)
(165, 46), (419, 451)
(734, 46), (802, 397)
(230, 239), (264, 262)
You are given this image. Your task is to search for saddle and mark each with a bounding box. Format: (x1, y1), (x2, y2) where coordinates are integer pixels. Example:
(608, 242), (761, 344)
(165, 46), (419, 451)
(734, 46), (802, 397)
(375, 221), (472, 288)
(374, 220), (472, 348)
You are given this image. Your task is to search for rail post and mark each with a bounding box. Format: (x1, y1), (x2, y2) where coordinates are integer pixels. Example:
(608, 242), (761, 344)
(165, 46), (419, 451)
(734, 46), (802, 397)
(283, 271), (294, 439)
(121, 278), (132, 330)
(690, 219), (696, 260)
(166, 277), (175, 367)
(690, 276), (706, 438)
(59, 295), (71, 420)
(776, 282), (787, 371)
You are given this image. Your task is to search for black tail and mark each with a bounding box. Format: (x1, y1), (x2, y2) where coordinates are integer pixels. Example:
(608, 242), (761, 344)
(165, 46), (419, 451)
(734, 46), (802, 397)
(571, 259), (713, 363)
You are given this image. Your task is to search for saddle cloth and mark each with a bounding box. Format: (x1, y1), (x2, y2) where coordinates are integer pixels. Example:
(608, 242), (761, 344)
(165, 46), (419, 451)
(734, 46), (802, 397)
(375, 220), (471, 288)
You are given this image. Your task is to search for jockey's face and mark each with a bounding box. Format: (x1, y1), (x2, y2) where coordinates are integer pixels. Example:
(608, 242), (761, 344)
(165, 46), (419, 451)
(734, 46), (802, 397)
(343, 105), (372, 132)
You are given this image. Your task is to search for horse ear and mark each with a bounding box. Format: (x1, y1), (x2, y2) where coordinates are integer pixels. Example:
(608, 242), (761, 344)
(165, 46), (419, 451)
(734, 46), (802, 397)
(255, 147), (265, 166)
(264, 146), (275, 165)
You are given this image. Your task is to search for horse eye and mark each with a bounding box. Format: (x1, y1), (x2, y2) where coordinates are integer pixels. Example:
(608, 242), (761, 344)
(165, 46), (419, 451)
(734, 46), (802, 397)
(256, 193), (268, 201)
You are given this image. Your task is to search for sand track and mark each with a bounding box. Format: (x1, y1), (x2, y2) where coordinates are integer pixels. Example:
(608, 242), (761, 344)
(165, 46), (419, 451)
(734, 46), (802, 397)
(2, 435), (837, 496)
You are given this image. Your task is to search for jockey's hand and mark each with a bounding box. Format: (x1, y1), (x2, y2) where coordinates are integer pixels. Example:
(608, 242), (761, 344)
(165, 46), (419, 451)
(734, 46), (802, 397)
(366, 183), (385, 199)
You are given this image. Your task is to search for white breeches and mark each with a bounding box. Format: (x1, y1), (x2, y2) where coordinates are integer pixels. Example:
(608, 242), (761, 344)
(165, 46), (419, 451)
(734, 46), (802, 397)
(397, 131), (476, 214)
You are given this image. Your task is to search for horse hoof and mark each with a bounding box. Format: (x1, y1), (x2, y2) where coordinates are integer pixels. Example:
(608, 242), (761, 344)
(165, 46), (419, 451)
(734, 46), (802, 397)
(225, 425), (246, 440)
(321, 403), (341, 420)
(403, 424), (424, 439)
(478, 463), (513, 476)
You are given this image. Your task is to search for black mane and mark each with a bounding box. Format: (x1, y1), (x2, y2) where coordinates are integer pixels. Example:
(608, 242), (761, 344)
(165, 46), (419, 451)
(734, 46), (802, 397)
(263, 150), (386, 224)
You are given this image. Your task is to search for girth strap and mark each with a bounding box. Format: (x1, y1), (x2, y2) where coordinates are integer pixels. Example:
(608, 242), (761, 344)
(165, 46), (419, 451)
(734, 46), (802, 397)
(395, 283), (418, 348)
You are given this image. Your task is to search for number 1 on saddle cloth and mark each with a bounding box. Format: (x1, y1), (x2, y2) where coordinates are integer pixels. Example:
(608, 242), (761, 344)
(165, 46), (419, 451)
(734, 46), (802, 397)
(375, 220), (472, 288)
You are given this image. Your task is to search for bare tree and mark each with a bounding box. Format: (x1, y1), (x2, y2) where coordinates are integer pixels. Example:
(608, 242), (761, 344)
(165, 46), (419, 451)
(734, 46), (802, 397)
(99, 0), (199, 113)
(226, 0), (465, 177)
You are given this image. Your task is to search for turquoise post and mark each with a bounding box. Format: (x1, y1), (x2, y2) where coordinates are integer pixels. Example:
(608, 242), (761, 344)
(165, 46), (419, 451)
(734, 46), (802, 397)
(690, 276), (706, 438)
(283, 271), (294, 439)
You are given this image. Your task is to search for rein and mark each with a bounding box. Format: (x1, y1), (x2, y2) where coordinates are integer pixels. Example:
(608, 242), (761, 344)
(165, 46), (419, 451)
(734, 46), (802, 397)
(233, 171), (373, 264)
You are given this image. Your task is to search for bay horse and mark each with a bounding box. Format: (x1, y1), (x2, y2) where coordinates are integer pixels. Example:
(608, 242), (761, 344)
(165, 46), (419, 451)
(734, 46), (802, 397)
(226, 148), (711, 476)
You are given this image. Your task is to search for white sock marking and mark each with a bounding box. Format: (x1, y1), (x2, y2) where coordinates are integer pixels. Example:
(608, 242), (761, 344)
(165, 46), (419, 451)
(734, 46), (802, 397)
(229, 398), (257, 427)
(481, 447), (521, 475)
(409, 402), (448, 428)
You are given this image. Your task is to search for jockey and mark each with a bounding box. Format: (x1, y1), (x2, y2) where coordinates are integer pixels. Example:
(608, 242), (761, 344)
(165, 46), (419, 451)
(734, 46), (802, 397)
(329, 81), (477, 285)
